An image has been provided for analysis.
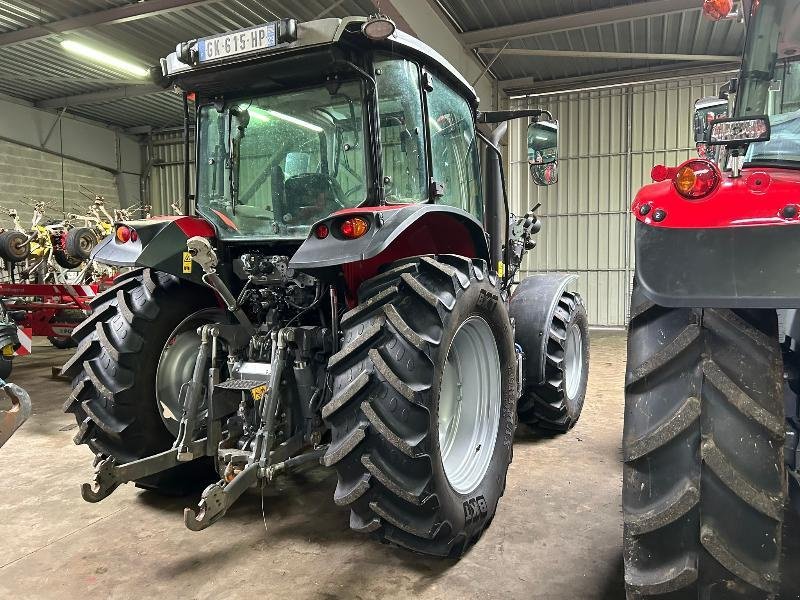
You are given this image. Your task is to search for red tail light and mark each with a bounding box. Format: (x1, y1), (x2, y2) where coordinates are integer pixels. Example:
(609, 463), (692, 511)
(340, 217), (369, 239)
(115, 225), (137, 243)
(116, 225), (131, 243)
(673, 160), (720, 199)
(314, 224), (329, 239)
(703, 0), (733, 20)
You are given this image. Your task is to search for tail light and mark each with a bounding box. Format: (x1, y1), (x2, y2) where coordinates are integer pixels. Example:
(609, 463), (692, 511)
(115, 225), (137, 243)
(314, 224), (329, 239)
(340, 217), (369, 239)
(703, 0), (733, 20)
(673, 160), (720, 199)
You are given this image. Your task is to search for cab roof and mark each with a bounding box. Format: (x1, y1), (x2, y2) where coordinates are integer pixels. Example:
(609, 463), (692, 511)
(159, 16), (479, 106)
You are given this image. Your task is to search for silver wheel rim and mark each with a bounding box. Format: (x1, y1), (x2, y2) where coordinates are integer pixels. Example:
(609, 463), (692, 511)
(155, 309), (221, 436)
(564, 322), (583, 400)
(438, 316), (501, 495)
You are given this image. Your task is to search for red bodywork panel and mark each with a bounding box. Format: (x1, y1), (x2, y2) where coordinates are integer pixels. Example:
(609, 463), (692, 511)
(145, 215), (216, 237)
(340, 209), (478, 306)
(632, 161), (800, 229)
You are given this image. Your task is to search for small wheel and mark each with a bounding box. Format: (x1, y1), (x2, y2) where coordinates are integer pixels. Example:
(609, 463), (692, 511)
(0, 231), (30, 263)
(65, 227), (98, 261)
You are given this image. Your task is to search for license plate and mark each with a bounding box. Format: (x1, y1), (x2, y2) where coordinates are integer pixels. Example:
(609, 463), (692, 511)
(198, 23), (277, 63)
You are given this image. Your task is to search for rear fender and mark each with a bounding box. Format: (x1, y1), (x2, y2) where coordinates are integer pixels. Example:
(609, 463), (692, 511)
(289, 204), (490, 292)
(509, 273), (578, 385)
(92, 216), (214, 285)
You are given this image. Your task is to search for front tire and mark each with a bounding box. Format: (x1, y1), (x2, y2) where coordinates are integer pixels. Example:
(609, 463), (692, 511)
(517, 291), (589, 433)
(623, 281), (785, 598)
(323, 255), (517, 556)
(62, 268), (217, 491)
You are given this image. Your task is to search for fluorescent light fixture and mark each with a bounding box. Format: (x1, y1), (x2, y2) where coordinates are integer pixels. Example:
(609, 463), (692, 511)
(60, 40), (148, 77)
(267, 110), (323, 132)
(236, 104), (322, 132)
(241, 105), (270, 122)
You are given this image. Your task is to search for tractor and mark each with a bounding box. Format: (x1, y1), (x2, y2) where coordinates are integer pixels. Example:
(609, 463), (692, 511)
(623, 0), (800, 597)
(63, 15), (590, 557)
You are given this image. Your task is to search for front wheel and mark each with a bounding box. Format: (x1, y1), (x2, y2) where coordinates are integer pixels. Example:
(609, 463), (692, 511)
(323, 255), (517, 556)
(623, 281), (785, 598)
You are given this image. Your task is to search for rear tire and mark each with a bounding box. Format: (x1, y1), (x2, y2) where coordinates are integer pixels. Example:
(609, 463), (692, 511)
(62, 268), (217, 492)
(323, 255), (517, 556)
(517, 292), (589, 433)
(623, 281), (785, 598)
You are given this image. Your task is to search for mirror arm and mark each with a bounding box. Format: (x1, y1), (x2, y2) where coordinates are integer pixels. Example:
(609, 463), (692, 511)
(477, 109), (553, 124)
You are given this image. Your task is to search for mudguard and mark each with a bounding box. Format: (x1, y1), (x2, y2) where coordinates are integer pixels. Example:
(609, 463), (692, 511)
(635, 221), (800, 308)
(290, 204), (490, 272)
(509, 273), (578, 385)
(91, 216), (214, 285)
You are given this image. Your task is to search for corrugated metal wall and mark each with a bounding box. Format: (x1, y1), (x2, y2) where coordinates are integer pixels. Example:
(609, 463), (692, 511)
(508, 72), (733, 327)
(148, 131), (194, 216)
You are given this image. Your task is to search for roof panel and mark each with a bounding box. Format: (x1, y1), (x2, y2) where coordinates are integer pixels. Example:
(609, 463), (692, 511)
(0, 1), (745, 126)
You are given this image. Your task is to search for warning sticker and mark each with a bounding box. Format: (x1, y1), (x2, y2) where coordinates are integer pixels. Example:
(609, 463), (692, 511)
(182, 251), (193, 274)
(251, 385), (268, 402)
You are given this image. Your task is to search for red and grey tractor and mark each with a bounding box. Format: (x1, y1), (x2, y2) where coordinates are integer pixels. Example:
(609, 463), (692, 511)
(623, 0), (800, 597)
(62, 16), (590, 556)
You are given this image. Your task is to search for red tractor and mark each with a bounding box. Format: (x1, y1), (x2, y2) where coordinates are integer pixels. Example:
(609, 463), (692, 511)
(63, 16), (590, 556)
(623, 0), (800, 597)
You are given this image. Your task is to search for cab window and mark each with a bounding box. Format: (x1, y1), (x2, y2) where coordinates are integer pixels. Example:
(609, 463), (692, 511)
(375, 56), (428, 203)
(426, 75), (483, 220)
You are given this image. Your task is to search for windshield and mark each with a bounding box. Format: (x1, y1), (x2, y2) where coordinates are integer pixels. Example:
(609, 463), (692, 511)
(196, 81), (367, 239)
(736, 0), (800, 165)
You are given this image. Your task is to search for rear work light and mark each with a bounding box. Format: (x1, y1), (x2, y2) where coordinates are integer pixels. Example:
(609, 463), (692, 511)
(673, 160), (720, 199)
(340, 217), (369, 239)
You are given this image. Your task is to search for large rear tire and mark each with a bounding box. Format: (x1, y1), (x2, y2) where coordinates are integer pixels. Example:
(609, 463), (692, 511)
(623, 281), (785, 598)
(62, 268), (218, 492)
(323, 255), (517, 556)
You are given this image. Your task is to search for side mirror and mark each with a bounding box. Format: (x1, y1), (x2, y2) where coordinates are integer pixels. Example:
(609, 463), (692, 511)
(528, 120), (559, 186)
(693, 97), (728, 144)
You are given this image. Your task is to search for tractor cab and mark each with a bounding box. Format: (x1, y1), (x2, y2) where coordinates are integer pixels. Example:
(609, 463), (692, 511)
(156, 17), (556, 251)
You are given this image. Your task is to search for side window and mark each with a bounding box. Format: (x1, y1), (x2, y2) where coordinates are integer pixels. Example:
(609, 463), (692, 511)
(426, 75), (483, 220)
(375, 56), (428, 202)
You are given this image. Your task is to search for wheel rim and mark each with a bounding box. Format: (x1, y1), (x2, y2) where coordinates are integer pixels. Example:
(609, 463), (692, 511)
(564, 322), (583, 401)
(438, 316), (501, 495)
(155, 309), (221, 436)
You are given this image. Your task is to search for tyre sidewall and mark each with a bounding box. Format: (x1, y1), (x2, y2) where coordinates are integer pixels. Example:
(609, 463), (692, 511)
(429, 278), (517, 540)
(564, 298), (589, 422)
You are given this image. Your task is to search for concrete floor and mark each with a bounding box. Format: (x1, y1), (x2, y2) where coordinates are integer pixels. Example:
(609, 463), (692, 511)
(1, 332), (798, 599)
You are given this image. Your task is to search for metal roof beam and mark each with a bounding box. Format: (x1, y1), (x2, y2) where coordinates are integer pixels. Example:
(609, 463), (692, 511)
(462, 0), (703, 47)
(0, 0), (216, 47)
(477, 48), (740, 63)
(36, 85), (163, 109)
(501, 62), (739, 95)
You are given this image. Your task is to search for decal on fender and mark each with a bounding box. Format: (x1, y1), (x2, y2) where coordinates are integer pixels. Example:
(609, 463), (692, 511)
(182, 251), (193, 274)
(251, 384), (268, 402)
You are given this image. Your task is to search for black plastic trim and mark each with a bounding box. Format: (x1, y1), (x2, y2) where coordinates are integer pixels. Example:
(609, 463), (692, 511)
(635, 220), (800, 308)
